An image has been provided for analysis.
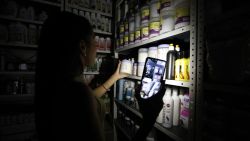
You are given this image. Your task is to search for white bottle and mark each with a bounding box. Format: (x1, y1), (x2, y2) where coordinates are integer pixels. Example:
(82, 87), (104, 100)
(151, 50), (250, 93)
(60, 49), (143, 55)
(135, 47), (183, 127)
(180, 94), (189, 129)
(179, 88), (185, 120)
(156, 109), (164, 124)
(172, 87), (180, 126)
(162, 87), (173, 128)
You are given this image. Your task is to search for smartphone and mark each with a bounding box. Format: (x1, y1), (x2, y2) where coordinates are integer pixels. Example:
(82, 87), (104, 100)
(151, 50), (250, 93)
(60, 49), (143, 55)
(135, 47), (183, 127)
(140, 57), (167, 99)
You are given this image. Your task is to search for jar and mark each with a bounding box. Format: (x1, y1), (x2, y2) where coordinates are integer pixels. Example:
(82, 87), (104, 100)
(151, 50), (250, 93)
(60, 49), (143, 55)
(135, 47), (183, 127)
(140, 5), (150, 24)
(120, 23), (125, 35)
(150, 0), (160, 19)
(160, 9), (175, 34)
(137, 62), (145, 77)
(135, 11), (141, 28)
(129, 31), (135, 45)
(149, 17), (160, 38)
(160, 0), (173, 11)
(138, 48), (148, 63)
(119, 34), (124, 48)
(175, 2), (190, 29)
(124, 31), (129, 46)
(133, 63), (138, 76)
(157, 44), (169, 61)
(135, 27), (141, 43)
(129, 16), (135, 33)
(140, 22), (149, 41)
(120, 59), (132, 75)
(148, 47), (158, 58)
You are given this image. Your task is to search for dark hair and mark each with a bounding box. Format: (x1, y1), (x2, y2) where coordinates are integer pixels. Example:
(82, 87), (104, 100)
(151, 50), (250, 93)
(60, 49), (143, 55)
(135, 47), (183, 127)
(36, 11), (93, 80)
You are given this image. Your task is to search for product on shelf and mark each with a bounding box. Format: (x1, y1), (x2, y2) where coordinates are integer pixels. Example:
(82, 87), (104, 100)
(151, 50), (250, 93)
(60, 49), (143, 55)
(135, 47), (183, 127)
(150, 0), (160, 19)
(166, 43), (177, 80)
(120, 59), (132, 75)
(140, 21), (149, 41)
(180, 92), (189, 129)
(172, 87), (180, 126)
(160, 0), (174, 11)
(174, 0), (190, 29)
(157, 44), (169, 61)
(175, 45), (181, 80)
(160, 8), (175, 34)
(149, 17), (160, 38)
(141, 5), (150, 24)
(162, 86), (173, 128)
(148, 46), (158, 58)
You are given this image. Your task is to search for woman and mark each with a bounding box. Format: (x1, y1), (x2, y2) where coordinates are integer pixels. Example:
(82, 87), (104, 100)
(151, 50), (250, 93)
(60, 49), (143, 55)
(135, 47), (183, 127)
(35, 11), (165, 141)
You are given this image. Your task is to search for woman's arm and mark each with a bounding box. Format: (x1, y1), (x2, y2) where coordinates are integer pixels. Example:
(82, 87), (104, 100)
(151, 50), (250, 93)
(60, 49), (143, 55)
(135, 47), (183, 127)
(93, 61), (128, 98)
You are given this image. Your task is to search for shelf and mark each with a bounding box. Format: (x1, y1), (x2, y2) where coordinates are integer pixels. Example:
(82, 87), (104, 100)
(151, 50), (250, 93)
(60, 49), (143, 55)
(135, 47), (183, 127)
(165, 80), (191, 88)
(115, 26), (190, 52)
(0, 15), (44, 25)
(0, 71), (35, 75)
(115, 99), (188, 141)
(0, 95), (34, 105)
(94, 30), (112, 35)
(114, 120), (132, 141)
(125, 76), (191, 88)
(30, 0), (61, 7)
(0, 42), (38, 49)
(96, 50), (111, 54)
(154, 123), (187, 141)
(83, 72), (99, 75)
(0, 123), (35, 135)
(69, 4), (112, 17)
(115, 99), (142, 118)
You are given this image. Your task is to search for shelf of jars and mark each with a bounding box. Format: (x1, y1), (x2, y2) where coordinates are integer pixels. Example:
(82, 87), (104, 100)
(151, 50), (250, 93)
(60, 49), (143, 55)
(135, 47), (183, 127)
(115, 99), (187, 141)
(115, 26), (190, 52)
(94, 29), (112, 36)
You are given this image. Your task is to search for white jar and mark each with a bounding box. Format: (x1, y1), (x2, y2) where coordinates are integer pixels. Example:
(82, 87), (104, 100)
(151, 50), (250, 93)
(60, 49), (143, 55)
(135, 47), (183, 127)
(148, 47), (158, 58)
(135, 27), (141, 43)
(149, 17), (160, 38)
(160, 9), (175, 34)
(135, 11), (141, 28)
(157, 44), (169, 61)
(129, 15), (135, 33)
(141, 5), (150, 24)
(120, 59), (132, 75)
(137, 62), (145, 77)
(133, 63), (137, 76)
(140, 22), (149, 41)
(175, 1), (190, 29)
(150, 0), (160, 19)
(138, 48), (148, 63)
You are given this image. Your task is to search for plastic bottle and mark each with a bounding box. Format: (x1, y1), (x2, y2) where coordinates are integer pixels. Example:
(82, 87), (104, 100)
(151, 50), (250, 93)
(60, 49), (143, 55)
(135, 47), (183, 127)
(118, 79), (125, 100)
(162, 87), (173, 128)
(156, 109), (164, 123)
(172, 87), (180, 126)
(166, 43), (176, 80)
(179, 88), (184, 118)
(175, 45), (181, 80)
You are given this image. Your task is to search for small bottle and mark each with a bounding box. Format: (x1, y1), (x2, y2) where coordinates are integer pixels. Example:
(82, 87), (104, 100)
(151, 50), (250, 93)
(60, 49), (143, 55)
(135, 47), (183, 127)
(162, 87), (173, 128)
(175, 45), (181, 80)
(156, 109), (164, 123)
(172, 87), (180, 126)
(166, 43), (177, 80)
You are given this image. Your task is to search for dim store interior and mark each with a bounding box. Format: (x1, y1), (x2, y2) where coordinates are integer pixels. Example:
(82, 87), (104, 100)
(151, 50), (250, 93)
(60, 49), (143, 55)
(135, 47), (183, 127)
(0, 0), (250, 141)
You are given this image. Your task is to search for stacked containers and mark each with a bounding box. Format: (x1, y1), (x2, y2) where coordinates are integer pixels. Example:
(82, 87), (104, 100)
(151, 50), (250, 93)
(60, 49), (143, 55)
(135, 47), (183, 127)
(149, 0), (160, 37)
(160, 0), (176, 34)
(129, 15), (135, 44)
(135, 9), (141, 43)
(140, 5), (150, 41)
(174, 0), (190, 29)
(137, 48), (148, 76)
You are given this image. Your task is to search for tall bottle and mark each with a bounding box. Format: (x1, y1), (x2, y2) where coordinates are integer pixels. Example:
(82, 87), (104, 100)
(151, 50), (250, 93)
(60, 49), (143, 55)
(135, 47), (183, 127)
(162, 87), (173, 128)
(175, 45), (181, 80)
(166, 43), (176, 80)
(172, 87), (180, 126)
(179, 88), (185, 119)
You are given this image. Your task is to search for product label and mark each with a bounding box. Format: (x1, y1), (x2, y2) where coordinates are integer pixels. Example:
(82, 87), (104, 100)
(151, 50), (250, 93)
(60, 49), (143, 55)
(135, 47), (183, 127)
(175, 59), (181, 80)
(141, 26), (149, 38)
(176, 7), (190, 24)
(135, 30), (141, 41)
(162, 103), (172, 128)
(120, 24), (124, 34)
(160, 0), (171, 10)
(180, 58), (189, 81)
(149, 21), (160, 34)
(129, 33), (135, 42)
(141, 8), (149, 21)
(124, 34), (129, 45)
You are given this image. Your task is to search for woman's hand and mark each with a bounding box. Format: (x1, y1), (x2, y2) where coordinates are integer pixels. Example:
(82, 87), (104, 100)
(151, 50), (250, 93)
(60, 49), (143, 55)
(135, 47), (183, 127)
(113, 61), (129, 80)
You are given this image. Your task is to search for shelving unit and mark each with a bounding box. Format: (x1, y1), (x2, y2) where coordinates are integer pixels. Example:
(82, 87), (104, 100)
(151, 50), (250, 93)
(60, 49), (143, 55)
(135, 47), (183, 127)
(0, 15), (44, 25)
(0, 94), (34, 105)
(68, 4), (112, 17)
(113, 0), (198, 141)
